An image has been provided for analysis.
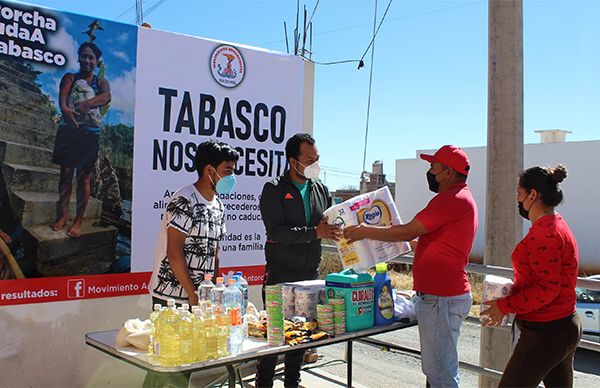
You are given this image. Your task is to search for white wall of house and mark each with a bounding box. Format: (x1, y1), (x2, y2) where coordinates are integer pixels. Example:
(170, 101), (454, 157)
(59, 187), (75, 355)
(395, 140), (600, 274)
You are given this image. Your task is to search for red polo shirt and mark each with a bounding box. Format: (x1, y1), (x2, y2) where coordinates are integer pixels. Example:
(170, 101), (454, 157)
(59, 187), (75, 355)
(413, 182), (478, 296)
(497, 213), (578, 322)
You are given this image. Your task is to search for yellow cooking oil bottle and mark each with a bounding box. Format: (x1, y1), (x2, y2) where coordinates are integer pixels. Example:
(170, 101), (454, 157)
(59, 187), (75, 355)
(148, 303), (162, 356)
(156, 298), (180, 366)
(192, 309), (207, 362)
(204, 306), (218, 359)
(178, 305), (194, 364)
(215, 305), (230, 358)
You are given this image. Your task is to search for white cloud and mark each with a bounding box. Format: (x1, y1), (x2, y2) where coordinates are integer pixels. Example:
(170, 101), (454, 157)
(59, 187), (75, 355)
(108, 68), (136, 126)
(113, 51), (131, 63)
(116, 32), (131, 44)
(46, 26), (79, 72)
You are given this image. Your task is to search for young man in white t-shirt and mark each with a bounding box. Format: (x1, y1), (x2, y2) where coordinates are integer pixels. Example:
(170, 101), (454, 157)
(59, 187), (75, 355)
(150, 140), (239, 306)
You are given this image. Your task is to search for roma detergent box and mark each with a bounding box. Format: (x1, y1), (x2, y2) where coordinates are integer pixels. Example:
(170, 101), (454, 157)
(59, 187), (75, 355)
(325, 269), (374, 331)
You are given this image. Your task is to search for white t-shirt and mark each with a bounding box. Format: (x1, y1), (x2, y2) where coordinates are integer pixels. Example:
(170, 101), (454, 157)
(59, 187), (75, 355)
(150, 184), (226, 302)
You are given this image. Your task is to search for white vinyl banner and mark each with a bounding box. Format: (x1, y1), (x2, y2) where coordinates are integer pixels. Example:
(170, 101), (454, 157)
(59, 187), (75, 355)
(131, 28), (305, 276)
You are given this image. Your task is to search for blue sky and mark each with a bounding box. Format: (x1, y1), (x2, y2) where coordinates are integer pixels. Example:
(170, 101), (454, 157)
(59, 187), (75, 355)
(18, 0), (600, 190)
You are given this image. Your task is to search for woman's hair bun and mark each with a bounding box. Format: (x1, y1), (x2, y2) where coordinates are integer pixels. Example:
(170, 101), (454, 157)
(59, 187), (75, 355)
(548, 164), (567, 184)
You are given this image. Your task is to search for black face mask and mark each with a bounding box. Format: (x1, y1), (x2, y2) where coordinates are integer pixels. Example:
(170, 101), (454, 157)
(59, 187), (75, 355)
(426, 171), (440, 193)
(518, 201), (529, 220)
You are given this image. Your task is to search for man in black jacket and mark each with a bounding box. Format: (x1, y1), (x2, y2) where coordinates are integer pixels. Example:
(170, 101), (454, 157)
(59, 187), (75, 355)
(255, 133), (341, 388)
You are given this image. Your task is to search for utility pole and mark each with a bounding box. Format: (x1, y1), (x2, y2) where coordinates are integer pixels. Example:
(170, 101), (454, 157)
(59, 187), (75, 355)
(480, 1), (523, 387)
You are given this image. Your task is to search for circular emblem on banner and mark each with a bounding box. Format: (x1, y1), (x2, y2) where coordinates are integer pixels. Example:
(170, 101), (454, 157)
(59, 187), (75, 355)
(210, 45), (245, 88)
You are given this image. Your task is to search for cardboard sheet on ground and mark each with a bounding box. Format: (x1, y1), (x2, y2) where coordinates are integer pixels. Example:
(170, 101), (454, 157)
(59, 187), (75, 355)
(324, 187), (411, 271)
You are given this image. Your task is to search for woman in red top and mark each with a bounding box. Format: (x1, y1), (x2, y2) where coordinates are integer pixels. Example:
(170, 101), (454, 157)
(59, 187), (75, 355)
(482, 164), (582, 387)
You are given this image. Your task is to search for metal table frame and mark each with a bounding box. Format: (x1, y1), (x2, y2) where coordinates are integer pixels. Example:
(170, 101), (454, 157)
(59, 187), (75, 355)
(85, 320), (416, 387)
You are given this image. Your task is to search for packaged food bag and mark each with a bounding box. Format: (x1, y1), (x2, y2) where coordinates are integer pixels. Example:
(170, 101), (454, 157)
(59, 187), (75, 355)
(324, 186), (410, 271)
(479, 274), (514, 326)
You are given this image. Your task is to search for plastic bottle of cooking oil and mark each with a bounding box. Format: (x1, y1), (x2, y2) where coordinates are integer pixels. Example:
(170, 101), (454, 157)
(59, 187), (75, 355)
(148, 303), (162, 356)
(157, 298), (180, 366)
(192, 309), (207, 362)
(178, 306), (194, 365)
(204, 306), (218, 359)
(215, 306), (230, 358)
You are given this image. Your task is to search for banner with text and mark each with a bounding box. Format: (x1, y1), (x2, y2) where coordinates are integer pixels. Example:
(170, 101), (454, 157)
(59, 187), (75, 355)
(0, 0), (306, 305)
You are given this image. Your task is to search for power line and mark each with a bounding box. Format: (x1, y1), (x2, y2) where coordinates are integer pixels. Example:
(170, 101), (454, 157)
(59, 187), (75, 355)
(115, 1), (142, 21)
(361, 0), (379, 174)
(128, 0), (167, 24)
(261, 1), (484, 47)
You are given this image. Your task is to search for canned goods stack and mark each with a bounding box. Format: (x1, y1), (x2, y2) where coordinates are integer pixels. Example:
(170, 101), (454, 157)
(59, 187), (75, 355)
(294, 287), (320, 321)
(316, 304), (334, 336)
(265, 285), (284, 346)
(329, 298), (346, 335)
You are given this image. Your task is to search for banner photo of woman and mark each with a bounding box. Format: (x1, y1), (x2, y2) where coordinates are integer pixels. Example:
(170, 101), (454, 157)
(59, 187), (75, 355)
(0, 0), (137, 280)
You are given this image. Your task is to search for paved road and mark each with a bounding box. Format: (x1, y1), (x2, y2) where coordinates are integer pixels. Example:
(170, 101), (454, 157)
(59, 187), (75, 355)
(307, 320), (600, 387)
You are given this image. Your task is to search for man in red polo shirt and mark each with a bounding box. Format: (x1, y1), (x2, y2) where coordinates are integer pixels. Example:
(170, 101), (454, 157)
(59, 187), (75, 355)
(345, 145), (478, 388)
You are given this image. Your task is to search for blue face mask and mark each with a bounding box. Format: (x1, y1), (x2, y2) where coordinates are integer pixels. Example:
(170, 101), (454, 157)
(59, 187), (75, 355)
(215, 172), (237, 195)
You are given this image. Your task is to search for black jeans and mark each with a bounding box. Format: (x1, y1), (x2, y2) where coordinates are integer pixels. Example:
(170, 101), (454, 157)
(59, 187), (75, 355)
(254, 267), (318, 388)
(499, 312), (582, 388)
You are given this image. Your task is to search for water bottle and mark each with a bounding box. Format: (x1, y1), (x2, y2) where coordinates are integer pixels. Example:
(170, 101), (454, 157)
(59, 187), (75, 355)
(235, 271), (249, 316)
(198, 274), (215, 308)
(223, 278), (243, 355)
(211, 276), (226, 308)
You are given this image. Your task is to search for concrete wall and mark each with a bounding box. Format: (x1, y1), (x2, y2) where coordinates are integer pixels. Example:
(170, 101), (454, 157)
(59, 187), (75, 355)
(395, 140), (600, 273)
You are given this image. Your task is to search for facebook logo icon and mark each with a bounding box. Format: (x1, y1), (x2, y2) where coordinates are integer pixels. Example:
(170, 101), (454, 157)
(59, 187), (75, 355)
(68, 279), (85, 299)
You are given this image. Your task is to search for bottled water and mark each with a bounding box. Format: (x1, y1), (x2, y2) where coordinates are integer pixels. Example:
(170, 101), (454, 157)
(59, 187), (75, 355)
(198, 274), (215, 308)
(192, 309), (207, 362)
(235, 271), (249, 316)
(223, 278), (243, 355)
(204, 306), (218, 359)
(156, 299), (180, 366)
(148, 303), (162, 356)
(211, 276), (226, 308)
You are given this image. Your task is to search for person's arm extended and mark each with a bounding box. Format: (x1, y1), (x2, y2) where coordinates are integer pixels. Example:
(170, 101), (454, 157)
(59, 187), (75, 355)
(344, 217), (427, 243)
(166, 227), (198, 306)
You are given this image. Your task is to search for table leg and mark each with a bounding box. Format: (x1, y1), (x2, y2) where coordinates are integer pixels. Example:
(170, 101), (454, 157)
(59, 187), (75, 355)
(226, 364), (237, 388)
(346, 340), (353, 388)
(143, 370), (191, 388)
